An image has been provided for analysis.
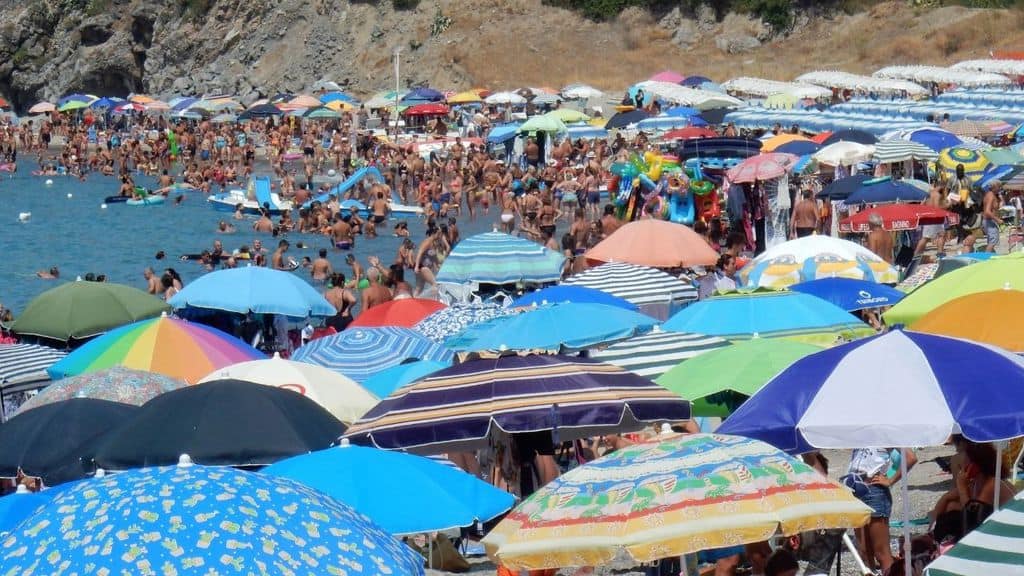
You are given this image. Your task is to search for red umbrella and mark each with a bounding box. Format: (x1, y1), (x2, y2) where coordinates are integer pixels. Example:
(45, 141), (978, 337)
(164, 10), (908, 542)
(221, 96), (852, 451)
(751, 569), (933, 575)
(840, 204), (959, 233)
(403, 103), (450, 117)
(349, 298), (447, 329)
(810, 132), (833, 144)
(725, 153), (797, 184)
(662, 127), (717, 140)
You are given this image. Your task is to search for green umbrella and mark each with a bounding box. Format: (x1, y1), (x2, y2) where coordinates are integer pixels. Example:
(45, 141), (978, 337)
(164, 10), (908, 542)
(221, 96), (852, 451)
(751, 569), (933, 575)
(305, 107), (342, 120)
(655, 338), (822, 417)
(9, 281), (170, 343)
(518, 115), (567, 134)
(544, 108), (589, 123)
(884, 253), (1024, 326)
(982, 148), (1024, 167)
(57, 100), (90, 113)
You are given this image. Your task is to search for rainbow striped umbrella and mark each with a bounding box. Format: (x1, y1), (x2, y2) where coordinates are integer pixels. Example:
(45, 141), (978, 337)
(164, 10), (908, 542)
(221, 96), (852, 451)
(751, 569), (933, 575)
(46, 315), (262, 383)
(483, 433), (870, 569)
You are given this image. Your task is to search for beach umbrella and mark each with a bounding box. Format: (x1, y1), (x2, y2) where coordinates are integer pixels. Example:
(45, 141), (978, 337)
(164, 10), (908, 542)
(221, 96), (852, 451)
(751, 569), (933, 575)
(210, 112), (236, 123)
(436, 231), (565, 285)
(789, 277), (906, 312)
(343, 354), (691, 453)
(0, 460), (425, 575)
(366, 89), (406, 108)
(9, 281), (170, 343)
(813, 141), (875, 166)
(447, 302), (657, 352)
(304, 106), (342, 119)
(910, 289), (1024, 352)
(662, 291), (872, 344)
(938, 146), (992, 181)
(57, 100), (91, 112)
(513, 285), (638, 311)
(817, 174), (872, 200)
(414, 302), (518, 342)
(485, 91), (527, 105)
(448, 90), (483, 104)
(982, 147), (1024, 167)
(726, 152), (798, 183)
(0, 485), (64, 536)
(402, 87), (445, 103)
(873, 139), (939, 163)
(94, 379), (345, 469)
(544, 108), (589, 123)
(361, 359), (450, 399)
(738, 235), (899, 288)
(924, 491), (1024, 576)
(761, 133), (812, 152)
(293, 326), (453, 384)
(264, 441), (515, 535)
(318, 90), (356, 104)
(584, 219), (719, 269)
(775, 140), (821, 156)
(349, 298), (446, 329)
(286, 94), (322, 109)
(0, 344), (66, 397)
(698, 107), (733, 125)
(404, 102), (449, 116)
(199, 352), (378, 423)
(561, 84), (604, 100)
(0, 398), (137, 485)
(942, 119), (997, 139)
(657, 338), (822, 417)
(562, 262), (697, 321)
(46, 314), (262, 383)
(112, 101), (144, 114)
(883, 254), (1024, 325)
(821, 129), (877, 145)
(169, 266), (336, 318)
(664, 105), (699, 117)
(662, 126), (717, 140)
(682, 75), (713, 86)
(605, 109), (650, 129)
(239, 103), (282, 119)
(518, 114), (567, 133)
(324, 99), (354, 112)
(650, 70), (685, 83)
(844, 178), (929, 204)
(482, 433), (870, 569)
(906, 127), (962, 152)
(840, 203), (958, 233)
(56, 93), (95, 107)
(718, 330), (1024, 453)
(88, 96), (122, 110)
(590, 328), (729, 380)
(14, 366), (185, 415)
(27, 101), (55, 114)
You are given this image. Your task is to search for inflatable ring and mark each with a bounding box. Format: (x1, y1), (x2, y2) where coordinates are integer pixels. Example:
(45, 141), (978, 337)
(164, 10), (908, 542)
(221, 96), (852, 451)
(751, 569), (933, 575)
(690, 180), (714, 196)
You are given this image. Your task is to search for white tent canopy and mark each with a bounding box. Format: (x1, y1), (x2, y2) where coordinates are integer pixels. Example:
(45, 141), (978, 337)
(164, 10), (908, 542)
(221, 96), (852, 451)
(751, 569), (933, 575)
(952, 59), (1024, 76)
(796, 71), (928, 96)
(722, 77), (831, 99)
(874, 65), (1011, 87)
(632, 81), (743, 110)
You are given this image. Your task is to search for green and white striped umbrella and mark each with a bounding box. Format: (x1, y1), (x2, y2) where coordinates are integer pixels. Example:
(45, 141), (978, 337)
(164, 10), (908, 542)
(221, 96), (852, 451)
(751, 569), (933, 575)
(873, 139), (938, 163)
(926, 492), (1024, 576)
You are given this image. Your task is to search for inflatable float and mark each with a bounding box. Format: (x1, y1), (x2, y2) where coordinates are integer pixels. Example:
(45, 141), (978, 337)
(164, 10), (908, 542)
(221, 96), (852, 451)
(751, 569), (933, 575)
(127, 195), (166, 206)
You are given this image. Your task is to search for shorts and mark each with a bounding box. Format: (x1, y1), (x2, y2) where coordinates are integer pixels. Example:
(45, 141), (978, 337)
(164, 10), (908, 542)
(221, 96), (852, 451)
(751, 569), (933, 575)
(335, 241), (352, 250)
(303, 147), (314, 157)
(540, 224), (556, 236)
(983, 219), (1000, 246)
(562, 192), (578, 204)
(200, 150), (210, 161)
(921, 223), (944, 239)
(372, 214), (386, 224)
(842, 474), (892, 518)
(326, 313), (352, 332)
(587, 191), (600, 204)
(796, 226), (815, 238)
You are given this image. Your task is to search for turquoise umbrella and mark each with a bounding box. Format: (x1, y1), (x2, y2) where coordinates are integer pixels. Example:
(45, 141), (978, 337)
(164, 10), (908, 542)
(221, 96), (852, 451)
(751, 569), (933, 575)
(436, 231), (565, 285)
(518, 115), (567, 134)
(361, 359), (450, 398)
(305, 106), (342, 119)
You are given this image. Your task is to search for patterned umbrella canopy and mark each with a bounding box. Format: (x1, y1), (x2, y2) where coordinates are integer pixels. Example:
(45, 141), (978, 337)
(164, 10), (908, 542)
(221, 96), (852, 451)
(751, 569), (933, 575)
(482, 433), (870, 569)
(14, 366), (185, 415)
(924, 491), (1024, 576)
(0, 460), (425, 575)
(872, 139), (939, 163)
(561, 262), (697, 321)
(436, 232), (565, 285)
(590, 329), (730, 380)
(938, 146), (992, 181)
(414, 303), (518, 342)
(46, 315), (262, 384)
(344, 354), (691, 454)
(941, 119), (997, 139)
(738, 235), (898, 288)
(0, 344), (66, 395)
(292, 326), (453, 384)
(725, 153), (798, 183)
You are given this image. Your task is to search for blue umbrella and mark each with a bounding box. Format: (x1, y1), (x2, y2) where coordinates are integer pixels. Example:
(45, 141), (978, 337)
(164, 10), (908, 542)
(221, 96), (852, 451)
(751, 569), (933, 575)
(513, 285), (638, 311)
(436, 231), (565, 285)
(789, 278), (905, 312)
(844, 179), (928, 205)
(414, 303), (518, 342)
(293, 326), (454, 383)
(662, 291), (871, 342)
(908, 128), (963, 152)
(718, 330), (1024, 453)
(361, 359), (450, 398)
(0, 486), (58, 535)
(681, 75), (712, 87)
(448, 303), (656, 351)
(817, 174), (872, 200)
(775, 141), (821, 156)
(665, 106), (699, 118)
(168, 266), (336, 318)
(401, 87), (445, 104)
(89, 97), (123, 110)
(263, 441), (515, 535)
(320, 91), (357, 104)
(57, 93), (95, 107)
(487, 123), (523, 144)
(169, 97), (198, 111)
(0, 459), (425, 574)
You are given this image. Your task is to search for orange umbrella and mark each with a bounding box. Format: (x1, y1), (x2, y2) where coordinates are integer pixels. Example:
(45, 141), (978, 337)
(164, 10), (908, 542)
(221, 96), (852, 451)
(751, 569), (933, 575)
(349, 298), (447, 329)
(585, 220), (719, 269)
(761, 133), (812, 152)
(910, 289), (1024, 352)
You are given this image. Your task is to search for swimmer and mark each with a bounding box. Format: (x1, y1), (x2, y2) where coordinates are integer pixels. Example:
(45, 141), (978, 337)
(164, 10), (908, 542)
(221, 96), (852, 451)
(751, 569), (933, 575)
(233, 204), (245, 220)
(217, 220), (236, 234)
(36, 266), (59, 280)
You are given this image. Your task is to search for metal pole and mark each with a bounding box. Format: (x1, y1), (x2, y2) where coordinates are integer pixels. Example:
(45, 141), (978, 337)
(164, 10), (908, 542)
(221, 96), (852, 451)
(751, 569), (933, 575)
(995, 441), (1004, 512)
(900, 451), (911, 576)
(394, 48), (402, 136)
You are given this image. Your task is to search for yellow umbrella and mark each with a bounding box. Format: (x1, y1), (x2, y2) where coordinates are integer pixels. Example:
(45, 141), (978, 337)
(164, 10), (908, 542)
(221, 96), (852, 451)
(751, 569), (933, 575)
(761, 132), (812, 152)
(909, 289), (1024, 352)
(764, 92), (799, 110)
(129, 94), (154, 104)
(448, 91), (482, 104)
(325, 100), (354, 112)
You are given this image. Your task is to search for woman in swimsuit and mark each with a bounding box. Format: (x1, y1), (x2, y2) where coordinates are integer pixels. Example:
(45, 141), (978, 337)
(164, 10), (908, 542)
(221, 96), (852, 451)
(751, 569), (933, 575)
(500, 191), (518, 234)
(414, 226), (450, 297)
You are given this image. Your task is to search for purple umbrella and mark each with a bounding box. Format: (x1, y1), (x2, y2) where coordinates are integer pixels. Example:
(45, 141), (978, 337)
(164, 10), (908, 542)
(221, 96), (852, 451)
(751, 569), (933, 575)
(343, 354), (690, 454)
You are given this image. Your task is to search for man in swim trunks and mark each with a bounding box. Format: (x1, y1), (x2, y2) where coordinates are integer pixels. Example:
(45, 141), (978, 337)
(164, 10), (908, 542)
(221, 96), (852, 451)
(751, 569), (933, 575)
(331, 214), (354, 250)
(790, 189), (819, 238)
(271, 239), (291, 270)
(311, 249), (333, 282)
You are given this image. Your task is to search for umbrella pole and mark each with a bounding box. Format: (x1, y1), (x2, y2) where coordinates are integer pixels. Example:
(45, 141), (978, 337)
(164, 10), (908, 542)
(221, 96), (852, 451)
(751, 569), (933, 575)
(994, 442), (1003, 513)
(900, 454), (911, 576)
(428, 533), (433, 570)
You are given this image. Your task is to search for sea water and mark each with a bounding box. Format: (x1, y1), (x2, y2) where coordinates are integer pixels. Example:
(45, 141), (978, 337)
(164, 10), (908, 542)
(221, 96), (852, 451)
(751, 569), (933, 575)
(0, 170), (497, 314)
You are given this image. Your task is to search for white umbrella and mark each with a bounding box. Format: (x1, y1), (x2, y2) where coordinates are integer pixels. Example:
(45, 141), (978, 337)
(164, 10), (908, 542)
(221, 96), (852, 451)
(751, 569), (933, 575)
(199, 352), (379, 424)
(813, 141), (876, 166)
(28, 102), (55, 114)
(485, 91), (526, 105)
(561, 84), (604, 100)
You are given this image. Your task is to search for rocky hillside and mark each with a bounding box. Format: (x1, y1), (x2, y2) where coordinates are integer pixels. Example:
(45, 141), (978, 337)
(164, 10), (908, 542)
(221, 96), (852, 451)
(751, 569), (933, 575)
(0, 0), (1022, 110)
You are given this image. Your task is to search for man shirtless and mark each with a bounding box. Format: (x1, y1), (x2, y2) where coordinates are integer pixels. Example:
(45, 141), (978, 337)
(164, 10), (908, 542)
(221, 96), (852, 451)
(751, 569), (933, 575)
(790, 189), (818, 238)
(866, 213), (894, 264)
(271, 239), (291, 270)
(360, 267), (392, 311)
(916, 183), (948, 256)
(331, 214), (354, 250)
(311, 249), (333, 282)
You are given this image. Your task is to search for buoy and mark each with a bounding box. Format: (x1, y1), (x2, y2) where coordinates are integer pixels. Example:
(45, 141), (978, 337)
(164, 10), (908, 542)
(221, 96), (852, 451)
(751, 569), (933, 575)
(18, 212), (30, 222)
(328, 169), (337, 177)
(45, 179), (53, 186)
(100, 203), (107, 209)
(67, 193), (73, 199)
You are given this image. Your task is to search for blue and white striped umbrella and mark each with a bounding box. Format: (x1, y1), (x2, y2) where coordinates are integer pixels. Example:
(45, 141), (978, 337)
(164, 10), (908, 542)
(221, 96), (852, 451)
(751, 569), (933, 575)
(590, 329), (730, 379)
(718, 330), (1024, 454)
(0, 344), (66, 394)
(436, 232), (565, 285)
(414, 303), (519, 342)
(292, 326), (454, 383)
